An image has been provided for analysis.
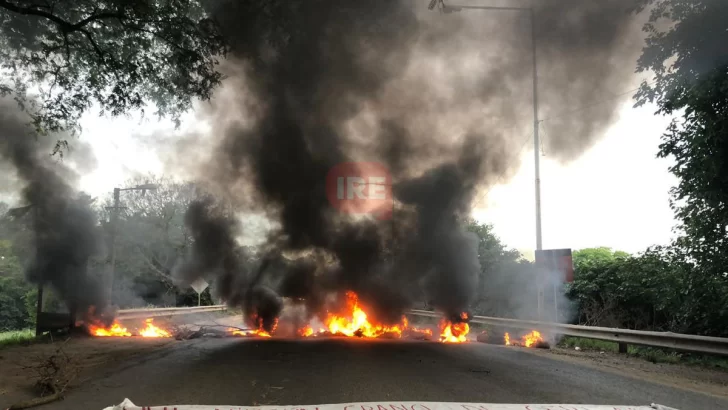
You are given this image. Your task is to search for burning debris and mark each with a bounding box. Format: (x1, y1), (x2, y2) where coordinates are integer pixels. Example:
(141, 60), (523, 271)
(504, 330), (549, 349)
(87, 319), (172, 338)
(88, 322), (132, 337)
(227, 291), (461, 343)
(439, 312), (470, 343)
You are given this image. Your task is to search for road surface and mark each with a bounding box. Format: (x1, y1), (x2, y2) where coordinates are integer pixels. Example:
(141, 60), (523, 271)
(37, 337), (727, 410)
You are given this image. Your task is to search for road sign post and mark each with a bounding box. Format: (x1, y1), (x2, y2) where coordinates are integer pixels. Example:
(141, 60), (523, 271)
(190, 278), (209, 306)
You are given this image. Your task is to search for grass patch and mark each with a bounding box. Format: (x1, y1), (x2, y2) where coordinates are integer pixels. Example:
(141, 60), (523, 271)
(559, 336), (619, 352)
(0, 328), (35, 348)
(558, 336), (728, 370)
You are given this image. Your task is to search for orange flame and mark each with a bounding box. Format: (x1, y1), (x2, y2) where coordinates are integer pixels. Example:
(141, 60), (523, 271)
(323, 291), (406, 338)
(88, 315), (172, 338)
(522, 330), (544, 347)
(89, 321), (132, 337)
(298, 325), (315, 337)
(504, 330), (543, 347)
(229, 317), (277, 338)
(139, 318), (172, 338)
(439, 316), (470, 343)
(229, 327), (273, 337)
(223, 291), (465, 343)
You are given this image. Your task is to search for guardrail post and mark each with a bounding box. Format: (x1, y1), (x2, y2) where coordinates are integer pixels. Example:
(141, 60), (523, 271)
(618, 342), (628, 354)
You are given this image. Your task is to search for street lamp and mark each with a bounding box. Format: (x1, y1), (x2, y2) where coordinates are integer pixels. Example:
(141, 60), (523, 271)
(432, 1), (541, 252)
(106, 183), (158, 303)
(432, 2), (547, 318)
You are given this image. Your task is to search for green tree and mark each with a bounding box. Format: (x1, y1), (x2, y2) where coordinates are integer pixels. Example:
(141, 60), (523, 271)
(0, 239), (35, 330)
(464, 220), (534, 318)
(569, 247), (682, 329)
(567, 245), (727, 336)
(634, 0), (728, 280)
(0, 0), (227, 138)
(97, 176), (201, 307)
(572, 247), (629, 269)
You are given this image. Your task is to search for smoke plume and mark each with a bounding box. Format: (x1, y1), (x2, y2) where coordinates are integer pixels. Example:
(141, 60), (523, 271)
(0, 99), (108, 320)
(173, 0), (646, 330)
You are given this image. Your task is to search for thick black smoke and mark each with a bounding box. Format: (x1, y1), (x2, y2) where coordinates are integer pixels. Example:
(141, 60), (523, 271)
(0, 99), (108, 321)
(173, 0), (645, 330)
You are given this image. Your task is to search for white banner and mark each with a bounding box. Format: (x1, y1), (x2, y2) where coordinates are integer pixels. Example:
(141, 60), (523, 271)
(103, 399), (677, 410)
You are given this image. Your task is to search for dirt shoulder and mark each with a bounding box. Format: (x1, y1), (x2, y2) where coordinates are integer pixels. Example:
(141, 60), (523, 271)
(0, 336), (174, 409)
(524, 345), (728, 399)
(0, 312), (240, 409)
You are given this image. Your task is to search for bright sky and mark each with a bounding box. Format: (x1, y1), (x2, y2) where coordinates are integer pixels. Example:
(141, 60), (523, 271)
(474, 101), (678, 255)
(74, 97), (678, 256)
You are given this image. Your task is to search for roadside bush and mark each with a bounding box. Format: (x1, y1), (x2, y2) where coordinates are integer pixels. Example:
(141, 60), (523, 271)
(567, 246), (728, 337)
(0, 275), (35, 331)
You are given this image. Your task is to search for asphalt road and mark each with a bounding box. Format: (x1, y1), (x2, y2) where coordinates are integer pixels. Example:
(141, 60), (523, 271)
(48, 338), (727, 410)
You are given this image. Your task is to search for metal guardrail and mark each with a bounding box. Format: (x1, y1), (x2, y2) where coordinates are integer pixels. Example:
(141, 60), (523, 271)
(408, 309), (728, 356)
(117, 305), (227, 319)
(113, 306), (728, 356)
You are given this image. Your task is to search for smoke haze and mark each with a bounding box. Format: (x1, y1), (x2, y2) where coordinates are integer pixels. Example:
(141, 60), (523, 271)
(0, 99), (108, 320)
(170, 0), (647, 330)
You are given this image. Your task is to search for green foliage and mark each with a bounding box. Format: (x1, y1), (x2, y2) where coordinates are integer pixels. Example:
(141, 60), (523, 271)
(24, 287), (38, 326)
(657, 70), (728, 277)
(568, 246), (728, 336)
(464, 220), (534, 318)
(634, 1), (728, 110)
(466, 220), (522, 268)
(0, 276), (34, 330)
(558, 336), (619, 352)
(0, 240), (35, 331)
(0, 239), (21, 275)
(572, 247), (629, 268)
(633, 0), (728, 285)
(0, 328), (35, 348)
(588, 0), (728, 338)
(97, 176), (198, 307)
(176, 287), (214, 307)
(0, 0), (228, 136)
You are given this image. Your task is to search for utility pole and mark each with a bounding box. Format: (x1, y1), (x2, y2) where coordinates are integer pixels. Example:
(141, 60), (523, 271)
(107, 188), (121, 304)
(106, 184), (158, 305)
(33, 205), (44, 336)
(528, 7), (546, 320)
(530, 7), (542, 252)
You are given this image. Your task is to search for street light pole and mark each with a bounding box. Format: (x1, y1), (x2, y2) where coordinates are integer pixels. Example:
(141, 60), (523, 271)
(433, 2), (545, 318)
(434, 1), (542, 252)
(529, 7), (542, 253)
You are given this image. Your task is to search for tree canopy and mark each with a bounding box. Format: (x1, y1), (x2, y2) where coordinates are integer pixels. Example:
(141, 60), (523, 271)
(0, 0), (227, 138)
(572, 247), (629, 269)
(633, 0), (728, 280)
